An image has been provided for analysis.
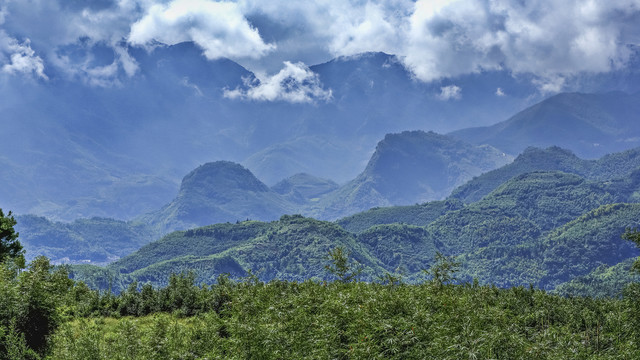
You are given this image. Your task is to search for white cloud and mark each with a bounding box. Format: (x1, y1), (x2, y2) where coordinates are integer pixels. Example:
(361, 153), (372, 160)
(84, 61), (120, 87)
(0, 0), (639, 93)
(325, 2), (402, 56)
(495, 87), (505, 96)
(129, 0), (275, 60)
(402, 0), (640, 88)
(0, 31), (47, 79)
(437, 84), (461, 100)
(181, 77), (203, 96)
(114, 45), (139, 77)
(532, 76), (566, 95)
(1, 0), (141, 84)
(224, 61), (332, 103)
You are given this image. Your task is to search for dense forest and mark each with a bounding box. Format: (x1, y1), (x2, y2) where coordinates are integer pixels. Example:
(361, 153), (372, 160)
(3, 209), (640, 358)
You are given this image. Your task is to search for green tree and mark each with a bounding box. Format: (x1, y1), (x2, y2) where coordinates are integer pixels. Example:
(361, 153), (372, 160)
(424, 252), (460, 287)
(325, 247), (362, 282)
(0, 209), (23, 264)
(623, 228), (640, 273)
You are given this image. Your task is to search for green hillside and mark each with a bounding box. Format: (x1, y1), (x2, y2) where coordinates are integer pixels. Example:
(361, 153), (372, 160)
(450, 146), (640, 203)
(459, 204), (640, 290)
(337, 199), (464, 234)
(431, 171), (622, 254)
(554, 258), (639, 298)
(357, 224), (439, 277)
(541, 203), (640, 288)
(15, 215), (155, 265)
(93, 215), (386, 290)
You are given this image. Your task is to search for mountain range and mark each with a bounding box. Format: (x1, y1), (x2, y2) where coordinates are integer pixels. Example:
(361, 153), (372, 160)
(3, 43), (640, 221)
(5, 43), (640, 298)
(15, 140), (640, 298)
(132, 130), (512, 232)
(69, 174), (640, 293)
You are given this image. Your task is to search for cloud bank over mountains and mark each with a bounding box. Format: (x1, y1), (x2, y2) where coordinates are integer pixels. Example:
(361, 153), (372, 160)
(1, 0), (639, 97)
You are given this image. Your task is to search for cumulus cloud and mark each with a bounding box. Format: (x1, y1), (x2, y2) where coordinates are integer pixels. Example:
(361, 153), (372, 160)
(224, 61), (332, 103)
(129, 0), (275, 60)
(495, 87), (505, 96)
(437, 84), (462, 100)
(403, 0), (640, 85)
(1, 0), (141, 84)
(0, 31), (47, 79)
(242, 0), (640, 93)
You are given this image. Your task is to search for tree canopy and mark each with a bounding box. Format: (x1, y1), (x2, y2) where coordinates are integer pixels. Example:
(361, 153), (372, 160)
(623, 229), (640, 273)
(0, 209), (23, 263)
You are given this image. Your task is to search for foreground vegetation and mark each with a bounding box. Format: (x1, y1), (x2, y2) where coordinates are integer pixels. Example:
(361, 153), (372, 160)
(49, 279), (640, 359)
(5, 265), (640, 359)
(3, 251), (640, 359)
(4, 208), (640, 358)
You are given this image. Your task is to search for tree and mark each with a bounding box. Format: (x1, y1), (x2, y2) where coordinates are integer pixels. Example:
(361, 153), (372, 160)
(325, 247), (362, 283)
(623, 228), (640, 273)
(424, 252), (460, 288)
(0, 209), (23, 264)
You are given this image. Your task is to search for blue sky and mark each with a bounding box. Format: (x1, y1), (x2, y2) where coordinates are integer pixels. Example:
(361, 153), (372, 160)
(1, 0), (639, 95)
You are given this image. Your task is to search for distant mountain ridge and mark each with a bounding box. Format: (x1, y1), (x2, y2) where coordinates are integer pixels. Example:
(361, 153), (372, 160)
(131, 131), (512, 233)
(135, 161), (295, 233)
(18, 143), (640, 296)
(450, 92), (640, 158)
(271, 173), (339, 204)
(309, 131), (512, 220)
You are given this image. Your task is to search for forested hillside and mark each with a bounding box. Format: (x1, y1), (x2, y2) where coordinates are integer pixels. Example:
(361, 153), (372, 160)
(81, 215), (386, 290)
(337, 199), (464, 234)
(71, 172), (640, 293)
(450, 146), (640, 203)
(15, 216), (155, 265)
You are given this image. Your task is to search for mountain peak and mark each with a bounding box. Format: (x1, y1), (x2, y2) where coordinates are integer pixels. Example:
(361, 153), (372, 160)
(311, 130), (513, 220)
(138, 161), (294, 233)
(180, 161), (269, 196)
